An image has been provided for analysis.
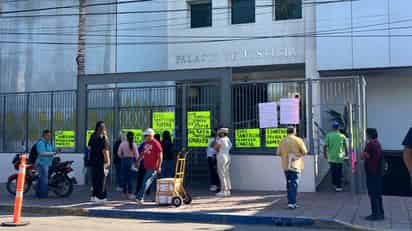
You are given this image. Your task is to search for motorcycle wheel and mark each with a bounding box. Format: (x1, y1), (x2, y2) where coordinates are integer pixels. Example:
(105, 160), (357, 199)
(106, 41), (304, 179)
(6, 175), (32, 196)
(52, 175), (73, 197)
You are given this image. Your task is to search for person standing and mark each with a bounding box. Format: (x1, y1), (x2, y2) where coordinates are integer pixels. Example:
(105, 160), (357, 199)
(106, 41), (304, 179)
(136, 128), (163, 204)
(324, 121), (348, 192)
(35, 129), (55, 198)
(277, 127), (308, 209)
(206, 129), (220, 192)
(113, 132), (125, 192)
(161, 131), (175, 178)
(88, 121), (110, 203)
(215, 128), (232, 197)
(361, 128), (385, 221)
(118, 131), (139, 200)
(402, 128), (412, 186)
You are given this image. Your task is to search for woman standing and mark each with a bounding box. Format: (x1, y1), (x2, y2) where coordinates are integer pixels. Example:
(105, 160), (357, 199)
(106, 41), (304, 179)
(161, 131), (175, 178)
(215, 128), (232, 197)
(207, 129), (220, 192)
(118, 132), (139, 200)
(113, 132), (126, 192)
(361, 128), (385, 221)
(88, 121), (110, 203)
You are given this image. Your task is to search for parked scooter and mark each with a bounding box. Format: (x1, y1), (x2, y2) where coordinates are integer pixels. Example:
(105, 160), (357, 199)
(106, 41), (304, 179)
(7, 154), (77, 197)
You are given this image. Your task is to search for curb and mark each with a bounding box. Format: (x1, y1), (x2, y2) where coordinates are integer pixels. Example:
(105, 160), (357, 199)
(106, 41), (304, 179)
(0, 205), (375, 231)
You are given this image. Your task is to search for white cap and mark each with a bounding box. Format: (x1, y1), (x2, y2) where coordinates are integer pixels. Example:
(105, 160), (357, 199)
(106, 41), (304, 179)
(143, 128), (155, 136)
(218, 128), (229, 134)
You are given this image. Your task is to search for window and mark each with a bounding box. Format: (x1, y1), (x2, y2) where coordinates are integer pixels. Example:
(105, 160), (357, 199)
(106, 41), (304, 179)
(190, 2), (212, 28)
(275, 0), (302, 21)
(231, 0), (255, 24)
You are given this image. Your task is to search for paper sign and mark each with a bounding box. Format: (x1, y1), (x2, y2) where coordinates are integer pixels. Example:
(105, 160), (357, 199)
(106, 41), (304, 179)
(280, 98), (300, 125)
(55, 130), (75, 148)
(265, 128), (287, 148)
(188, 111), (211, 147)
(152, 112), (175, 138)
(235, 129), (261, 148)
(259, 102), (278, 128)
(122, 129), (143, 144)
(86, 130), (94, 145)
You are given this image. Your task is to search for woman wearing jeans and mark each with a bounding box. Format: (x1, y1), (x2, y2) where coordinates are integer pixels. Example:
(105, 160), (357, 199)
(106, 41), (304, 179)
(215, 128), (232, 197)
(117, 131), (139, 200)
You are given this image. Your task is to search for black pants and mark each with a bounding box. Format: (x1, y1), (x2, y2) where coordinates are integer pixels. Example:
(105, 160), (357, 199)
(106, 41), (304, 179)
(366, 173), (384, 217)
(330, 163), (343, 188)
(135, 163), (151, 195)
(91, 165), (107, 199)
(208, 156), (220, 188)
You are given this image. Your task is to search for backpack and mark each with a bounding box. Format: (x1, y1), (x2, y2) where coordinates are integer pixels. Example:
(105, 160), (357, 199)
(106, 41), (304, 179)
(28, 142), (39, 164)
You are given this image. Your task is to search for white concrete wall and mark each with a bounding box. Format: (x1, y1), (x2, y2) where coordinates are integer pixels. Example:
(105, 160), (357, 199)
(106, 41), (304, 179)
(231, 155), (316, 192)
(0, 153), (85, 185)
(366, 74), (412, 150)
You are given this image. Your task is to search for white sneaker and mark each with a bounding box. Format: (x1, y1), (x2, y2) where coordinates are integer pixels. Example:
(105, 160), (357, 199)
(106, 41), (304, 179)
(136, 199), (144, 205)
(216, 191), (226, 197)
(225, 191), (231, 197)
(288, 204), (297, 209)
(335, 187), (343, 192)
(95, 198), (108, 204)
(90, 196), (96, 202)
(116, 187), (123, 192)
(209, 185), (218, 192)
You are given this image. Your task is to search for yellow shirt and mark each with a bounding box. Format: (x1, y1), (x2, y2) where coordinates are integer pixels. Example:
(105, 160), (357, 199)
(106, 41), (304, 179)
(276, 134), (308, 173)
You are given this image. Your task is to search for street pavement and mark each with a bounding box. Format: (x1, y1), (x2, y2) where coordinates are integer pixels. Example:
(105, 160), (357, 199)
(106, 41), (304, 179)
(0, 215), (339, 231)
(0, 184), (412, 230)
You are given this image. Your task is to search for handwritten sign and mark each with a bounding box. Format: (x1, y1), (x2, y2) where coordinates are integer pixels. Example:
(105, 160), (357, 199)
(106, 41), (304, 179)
(265, 128), (287, 148)
(86, 130), (94, 145)
(55, 130), (75, 148)
(122, 129), (143, 144)
(152, 112), (175, 137)
(188, 111), (211, 147)
(235, 129), (261, 148)
(280, 98), (300, 125)
(259, 102), (278, 128)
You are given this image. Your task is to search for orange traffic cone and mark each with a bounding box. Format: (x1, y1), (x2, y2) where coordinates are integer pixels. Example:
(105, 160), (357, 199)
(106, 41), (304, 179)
(2, 153), (30, 227)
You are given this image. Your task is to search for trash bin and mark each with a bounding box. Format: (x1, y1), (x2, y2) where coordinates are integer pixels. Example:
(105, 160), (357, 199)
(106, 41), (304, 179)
(382, 151), (412, 197)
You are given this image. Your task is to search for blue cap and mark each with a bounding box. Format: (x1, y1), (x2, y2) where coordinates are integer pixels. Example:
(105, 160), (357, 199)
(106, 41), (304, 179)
(332, 121), (340, 129)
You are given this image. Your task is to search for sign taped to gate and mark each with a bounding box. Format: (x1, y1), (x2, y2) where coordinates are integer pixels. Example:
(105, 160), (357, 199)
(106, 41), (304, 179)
(152, 112), (175, 138)
(188, 111), (211, 147)
(122, 129), (143, 144)
(235, 129), (261, 148)
(86, 130), (94, 145)
(55, 130), (75, 148)
(265, 128), (287, 148)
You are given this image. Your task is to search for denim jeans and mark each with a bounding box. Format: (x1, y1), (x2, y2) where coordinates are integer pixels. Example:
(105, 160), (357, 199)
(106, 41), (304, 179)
(120, 157), (134, 194)
(115, 161), (122, 188)
(366, 173), (384, 217)
(161, 160), (175, 178)
(285, 170), (300, 205)
(35, 163), (49, 198)
(330, 163), (343, 188)
(136, 169), (157, 200)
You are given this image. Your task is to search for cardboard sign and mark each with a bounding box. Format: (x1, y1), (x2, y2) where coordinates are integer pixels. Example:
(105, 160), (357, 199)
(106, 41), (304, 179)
(280, 98), (300, 125)
(152, 112), (175, 137)
(259, 102), (278, 128)
(265, 128), (287, 148)
(55, 130), (75, 148)
(188, 111), (211, 147)
(235, 129), (261, 148)
(122, 129), (143, 144)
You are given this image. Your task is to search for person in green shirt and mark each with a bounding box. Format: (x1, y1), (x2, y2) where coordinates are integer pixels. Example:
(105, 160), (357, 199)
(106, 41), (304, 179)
(324, 121), (348, 192)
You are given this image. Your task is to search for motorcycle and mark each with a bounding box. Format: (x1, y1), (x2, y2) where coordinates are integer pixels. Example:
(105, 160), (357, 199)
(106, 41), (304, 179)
(7, 154), (77, 197)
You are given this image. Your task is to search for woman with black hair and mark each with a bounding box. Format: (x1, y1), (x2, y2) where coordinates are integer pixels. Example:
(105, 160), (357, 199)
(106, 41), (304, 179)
(161, 131), (175, 178)
(361, 128), (385, 221)
(118, 131), (139, 200)
(88, 121), (110, 203)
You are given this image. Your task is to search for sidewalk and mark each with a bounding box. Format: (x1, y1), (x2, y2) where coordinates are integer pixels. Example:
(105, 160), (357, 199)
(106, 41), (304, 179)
(0, 184), (411, 231)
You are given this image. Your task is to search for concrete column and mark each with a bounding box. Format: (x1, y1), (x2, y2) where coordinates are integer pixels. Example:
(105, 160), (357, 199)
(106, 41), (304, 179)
(219, 68), (232, 129)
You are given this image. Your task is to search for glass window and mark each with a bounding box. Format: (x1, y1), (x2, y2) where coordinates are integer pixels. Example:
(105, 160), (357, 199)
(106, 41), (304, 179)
(190, 2), (212, 28)
(275, 0), (302, 21)
(231, 0), (255, 24)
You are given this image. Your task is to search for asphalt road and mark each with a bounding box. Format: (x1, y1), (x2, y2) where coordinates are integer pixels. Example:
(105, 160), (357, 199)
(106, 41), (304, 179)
(0, 215), (338, 231)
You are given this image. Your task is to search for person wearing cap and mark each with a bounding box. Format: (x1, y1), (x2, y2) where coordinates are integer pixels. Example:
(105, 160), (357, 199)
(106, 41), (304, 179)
(277, 127), (308, 209)
(135, 128), (163, 204)
(214, 128), (232, 197)
(324, 121), (348, 192)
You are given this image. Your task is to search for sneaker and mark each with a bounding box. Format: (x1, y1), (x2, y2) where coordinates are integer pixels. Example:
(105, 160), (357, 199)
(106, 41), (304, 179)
(95, 198), (108, 204)
(116, 187), (123, 192)
(335, 187), (343, 192)
(216, 191), (226, 197)
(288, 204), (297, 209)
(225, 191), (231, 197)
(90, 196), (96, 202)
(136, 199), (144, 205)
(209, 185), (218, 192)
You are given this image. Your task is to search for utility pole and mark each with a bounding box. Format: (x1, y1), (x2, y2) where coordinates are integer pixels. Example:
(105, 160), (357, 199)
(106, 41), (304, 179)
(76, 0), (86, 152)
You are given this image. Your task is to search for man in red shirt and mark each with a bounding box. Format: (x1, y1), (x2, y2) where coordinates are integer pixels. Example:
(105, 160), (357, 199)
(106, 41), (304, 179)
(136, 128), (163, 204)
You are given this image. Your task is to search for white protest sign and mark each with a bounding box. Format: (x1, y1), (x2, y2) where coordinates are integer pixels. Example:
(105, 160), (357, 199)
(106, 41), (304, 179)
(280, 98), (300, 125)
(259, 102), (278, 128)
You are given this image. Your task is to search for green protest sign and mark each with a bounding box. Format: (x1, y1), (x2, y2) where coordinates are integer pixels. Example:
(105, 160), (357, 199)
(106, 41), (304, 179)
(122, 129), (143, 144)
(86, 130), (94, 145)
(152, 112), (175, 137)
(188, 111), (211, 147)
(55, 130), (75, 148)
(235, 129), (261, 148)
(265, 128), (287, 148)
